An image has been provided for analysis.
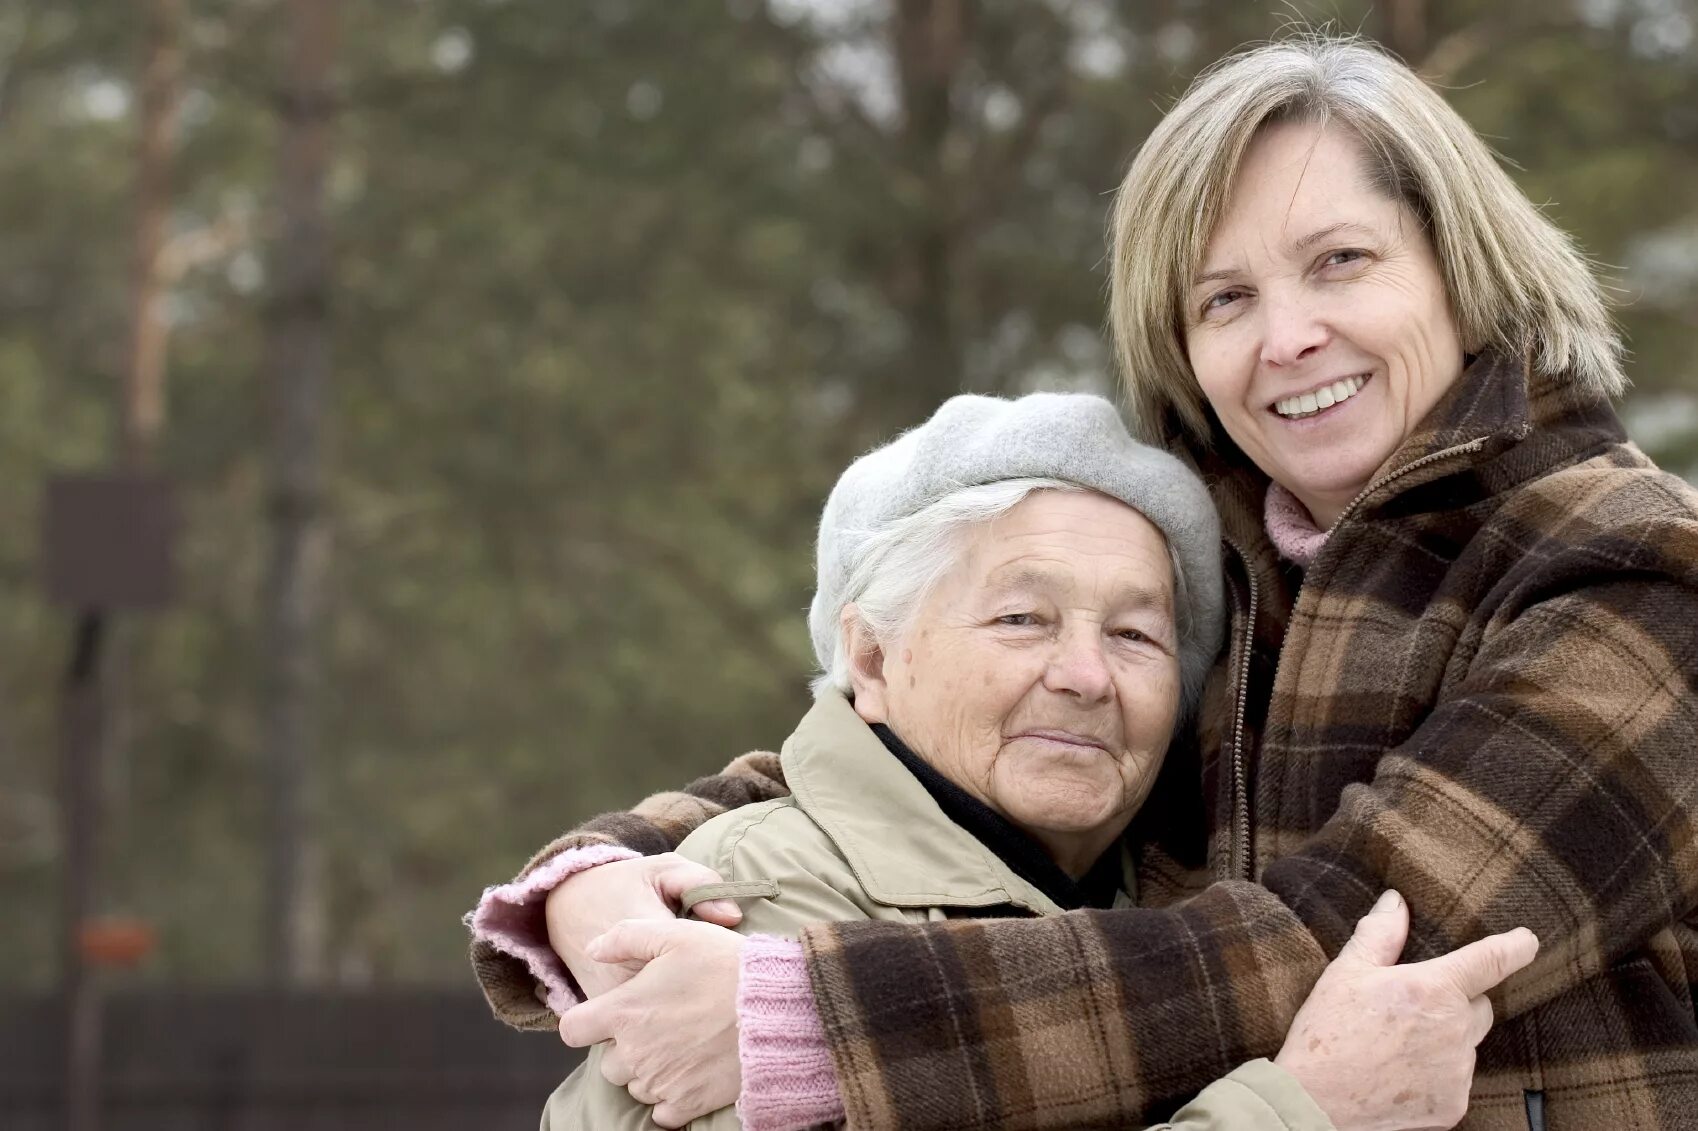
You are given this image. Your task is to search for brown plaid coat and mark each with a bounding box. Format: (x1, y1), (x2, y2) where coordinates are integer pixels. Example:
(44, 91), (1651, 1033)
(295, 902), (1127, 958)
(470, 351), (1698, 1129)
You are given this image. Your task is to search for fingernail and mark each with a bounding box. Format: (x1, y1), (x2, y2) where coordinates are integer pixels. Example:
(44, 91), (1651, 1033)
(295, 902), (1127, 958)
(705, 899), (740, 919)
(584, 933), (607, 960)
(1373, 890), (1402, 913)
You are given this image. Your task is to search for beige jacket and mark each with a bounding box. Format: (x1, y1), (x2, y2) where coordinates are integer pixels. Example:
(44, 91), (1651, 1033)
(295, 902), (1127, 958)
(542, 692), (1333, 1130)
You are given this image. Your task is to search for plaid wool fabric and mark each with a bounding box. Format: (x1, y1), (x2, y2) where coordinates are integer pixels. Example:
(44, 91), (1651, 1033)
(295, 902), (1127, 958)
(470, 351), (1698, 1129)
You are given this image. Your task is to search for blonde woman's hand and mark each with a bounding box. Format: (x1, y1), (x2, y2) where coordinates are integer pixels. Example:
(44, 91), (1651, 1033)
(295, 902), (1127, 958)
(544, 852), (740, 998)
(1275, 891), (1539, 1131)
(559, 917), (746, 1128)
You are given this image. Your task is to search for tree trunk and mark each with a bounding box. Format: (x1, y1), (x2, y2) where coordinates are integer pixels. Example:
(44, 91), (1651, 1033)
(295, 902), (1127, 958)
(1383, 0), (1430, 64)
(105, 0), (183, 893)
(260, 0), (337, 986)
(120, 0), (181, 471)
(888, 0), (969, 414)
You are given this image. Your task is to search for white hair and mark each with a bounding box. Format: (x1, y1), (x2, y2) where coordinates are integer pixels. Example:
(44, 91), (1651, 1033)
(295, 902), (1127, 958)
(812, 479), (1200, 710)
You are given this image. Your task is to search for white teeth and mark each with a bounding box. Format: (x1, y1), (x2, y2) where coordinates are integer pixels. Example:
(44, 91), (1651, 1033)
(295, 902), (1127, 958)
(1275, 375), (1367, 419)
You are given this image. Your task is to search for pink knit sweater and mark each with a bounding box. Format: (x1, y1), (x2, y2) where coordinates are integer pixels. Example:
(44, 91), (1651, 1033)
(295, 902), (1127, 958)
(1263, 482), (1327, 567)
(736, 936), (842, 1130)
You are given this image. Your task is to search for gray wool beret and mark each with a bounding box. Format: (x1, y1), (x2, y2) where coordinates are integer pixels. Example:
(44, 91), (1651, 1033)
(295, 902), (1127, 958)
(809, 392), (1225, 697)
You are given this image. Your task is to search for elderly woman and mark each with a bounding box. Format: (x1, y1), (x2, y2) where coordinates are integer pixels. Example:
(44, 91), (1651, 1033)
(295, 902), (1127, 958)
(534, 392), (1530, 1129)
(471, 34), (1698, 1131)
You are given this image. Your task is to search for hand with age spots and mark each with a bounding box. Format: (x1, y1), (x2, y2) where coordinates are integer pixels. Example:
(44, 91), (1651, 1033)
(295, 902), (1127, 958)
(558, 918), (745, 1128)
(1274, 891), (1539, 1131)
(543, 853), (741, 999)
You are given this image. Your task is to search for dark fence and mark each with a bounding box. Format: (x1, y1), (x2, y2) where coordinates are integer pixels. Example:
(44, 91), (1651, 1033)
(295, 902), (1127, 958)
(0, 989), (583, 1130)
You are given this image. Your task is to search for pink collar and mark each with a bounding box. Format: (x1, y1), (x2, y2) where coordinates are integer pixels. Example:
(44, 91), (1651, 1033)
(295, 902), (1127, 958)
(1264, 483), (1327, 567)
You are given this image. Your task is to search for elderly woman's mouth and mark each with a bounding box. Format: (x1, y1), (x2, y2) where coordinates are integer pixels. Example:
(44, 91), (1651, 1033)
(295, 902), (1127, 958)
(1010, 729), (1112, 753)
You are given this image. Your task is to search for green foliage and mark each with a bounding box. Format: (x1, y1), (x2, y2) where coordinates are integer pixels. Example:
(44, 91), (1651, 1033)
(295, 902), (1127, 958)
(0, 0), (1693, 985)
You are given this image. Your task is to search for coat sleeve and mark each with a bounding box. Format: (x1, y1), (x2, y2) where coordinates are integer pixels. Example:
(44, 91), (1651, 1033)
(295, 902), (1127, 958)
(1153, 1060), (1334, 1131)
(540, 1047), (748, 1131)
(799, 515), (1698, 1128)
(468, 750), (791, 1030)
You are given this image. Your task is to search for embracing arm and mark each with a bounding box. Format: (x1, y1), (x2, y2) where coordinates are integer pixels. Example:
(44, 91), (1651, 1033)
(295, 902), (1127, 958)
(558, 803), (1485, 1131)
(466, 750), (790, 1029)
(801, 530), (1698, 1126)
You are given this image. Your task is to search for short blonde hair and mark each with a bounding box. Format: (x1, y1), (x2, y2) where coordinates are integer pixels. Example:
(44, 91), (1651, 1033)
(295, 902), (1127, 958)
(1109, 34), (1625, 445)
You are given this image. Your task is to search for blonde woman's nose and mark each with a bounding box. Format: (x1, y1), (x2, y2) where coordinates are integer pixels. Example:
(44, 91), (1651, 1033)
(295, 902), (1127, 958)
(1257, 288), (1330, 369)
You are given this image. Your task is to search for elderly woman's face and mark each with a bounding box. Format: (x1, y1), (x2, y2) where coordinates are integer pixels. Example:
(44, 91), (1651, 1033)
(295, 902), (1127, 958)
(848, 490), (1182, 876)
(1182, 120), (1465, 528)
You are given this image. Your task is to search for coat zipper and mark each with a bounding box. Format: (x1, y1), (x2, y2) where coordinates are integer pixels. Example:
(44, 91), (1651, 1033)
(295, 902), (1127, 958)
(1222, 540), (1258, 882)
(1222, 436), (1487, 882)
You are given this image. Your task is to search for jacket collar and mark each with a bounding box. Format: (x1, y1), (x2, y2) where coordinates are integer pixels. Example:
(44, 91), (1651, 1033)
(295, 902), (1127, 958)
(780, 692), (1135, 916)
(1190, 347), (1627, 561)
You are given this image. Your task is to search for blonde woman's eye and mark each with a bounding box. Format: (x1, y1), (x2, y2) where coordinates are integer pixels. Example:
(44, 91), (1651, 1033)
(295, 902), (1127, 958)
(1203, 289), (1244, 314)
(1322, 249), (1366, 268)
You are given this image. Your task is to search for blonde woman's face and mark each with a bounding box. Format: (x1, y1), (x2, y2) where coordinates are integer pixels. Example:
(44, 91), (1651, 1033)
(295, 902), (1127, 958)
(1181, 121), (1465, 529)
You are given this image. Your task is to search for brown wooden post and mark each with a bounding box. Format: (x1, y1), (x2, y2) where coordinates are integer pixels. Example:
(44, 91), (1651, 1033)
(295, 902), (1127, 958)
(57, 611), (105, 1131)
(53, 6), (187, 1126)
(45, 477), (177, 1131)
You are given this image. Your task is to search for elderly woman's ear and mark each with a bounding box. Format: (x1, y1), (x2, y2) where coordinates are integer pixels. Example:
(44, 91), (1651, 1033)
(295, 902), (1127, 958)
(839, 604), (892, 723)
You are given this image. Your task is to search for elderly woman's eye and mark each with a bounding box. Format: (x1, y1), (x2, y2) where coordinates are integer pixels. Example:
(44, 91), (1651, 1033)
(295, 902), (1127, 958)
(996, 613), (1039, 626)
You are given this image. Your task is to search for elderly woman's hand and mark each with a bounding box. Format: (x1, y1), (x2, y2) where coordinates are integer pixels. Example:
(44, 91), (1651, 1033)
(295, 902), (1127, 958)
(544, 852), (740, 999)
(558, 918), (746, 1128)
(1274, 891), (1539, 1131)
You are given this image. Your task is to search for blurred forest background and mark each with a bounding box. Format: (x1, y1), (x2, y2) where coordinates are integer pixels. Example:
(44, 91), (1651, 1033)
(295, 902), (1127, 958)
(0, 0), (1695, 993)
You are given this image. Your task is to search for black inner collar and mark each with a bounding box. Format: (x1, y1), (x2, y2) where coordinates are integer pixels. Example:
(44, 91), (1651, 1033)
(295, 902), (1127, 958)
(869, 724), (1124, 912)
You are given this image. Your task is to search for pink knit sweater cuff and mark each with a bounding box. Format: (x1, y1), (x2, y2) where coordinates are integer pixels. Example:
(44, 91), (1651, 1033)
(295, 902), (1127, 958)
(736, 935), (845, 1131)
(466, 843), (640, 1015)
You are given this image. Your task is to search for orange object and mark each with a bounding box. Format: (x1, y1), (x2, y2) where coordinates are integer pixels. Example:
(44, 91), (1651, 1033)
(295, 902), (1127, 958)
(77, 917), (157, 968)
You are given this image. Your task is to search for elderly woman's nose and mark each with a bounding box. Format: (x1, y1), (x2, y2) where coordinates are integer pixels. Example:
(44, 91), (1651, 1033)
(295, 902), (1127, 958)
(1257, 288), (1330, 368)
(1041, 633), (1115, 702)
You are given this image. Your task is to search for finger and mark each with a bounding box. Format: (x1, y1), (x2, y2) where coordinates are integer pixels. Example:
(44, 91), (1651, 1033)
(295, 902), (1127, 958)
(1337, 890), (1409, 968)
(585, 918), (691, 966)
(627, 1078), (660, 1107)
(599, 1042), (635, 1087)
(650, 855), (735, 912)
(1429, 926), (1540, 999)
(652, 1099), (701, 1129)
(558, 997), (617, 1048)
(689, 898), (743, 927)
(1466, 993), (1496, 1045)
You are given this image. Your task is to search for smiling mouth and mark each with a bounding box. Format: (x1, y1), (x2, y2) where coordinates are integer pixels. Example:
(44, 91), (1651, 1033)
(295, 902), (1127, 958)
(1273, 374), (1369, 421)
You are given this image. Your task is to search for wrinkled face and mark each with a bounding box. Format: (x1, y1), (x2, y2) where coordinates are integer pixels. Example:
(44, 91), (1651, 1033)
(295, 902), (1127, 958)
(847, 490), (1182, 877)
(1183, 120), (1466, 528)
